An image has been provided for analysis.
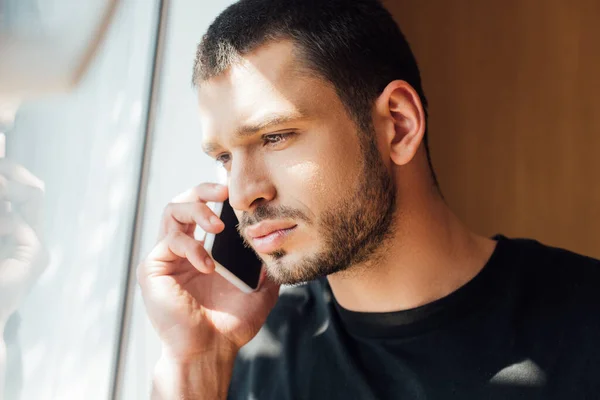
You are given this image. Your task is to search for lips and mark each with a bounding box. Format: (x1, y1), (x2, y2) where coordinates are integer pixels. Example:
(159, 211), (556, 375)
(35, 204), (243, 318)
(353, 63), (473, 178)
(245, 221), (297, 239)
(245, 221), (298, 254)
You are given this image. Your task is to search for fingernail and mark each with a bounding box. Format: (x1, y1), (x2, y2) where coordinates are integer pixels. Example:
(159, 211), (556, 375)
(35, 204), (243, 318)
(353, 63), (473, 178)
(210, 216), (221, 225)
(205, 256), (214, 269)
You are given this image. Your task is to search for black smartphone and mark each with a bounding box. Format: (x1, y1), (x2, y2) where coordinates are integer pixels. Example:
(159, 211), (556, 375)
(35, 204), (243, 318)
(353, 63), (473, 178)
(203, 199), (263, 292)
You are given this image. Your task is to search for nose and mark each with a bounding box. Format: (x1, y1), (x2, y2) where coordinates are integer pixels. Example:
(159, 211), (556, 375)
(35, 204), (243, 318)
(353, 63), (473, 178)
(227, 152), (276, 213)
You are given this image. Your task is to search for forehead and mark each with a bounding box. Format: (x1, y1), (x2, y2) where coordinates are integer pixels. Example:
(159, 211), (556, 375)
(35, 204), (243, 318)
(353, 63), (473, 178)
(197, 40), (342, 141)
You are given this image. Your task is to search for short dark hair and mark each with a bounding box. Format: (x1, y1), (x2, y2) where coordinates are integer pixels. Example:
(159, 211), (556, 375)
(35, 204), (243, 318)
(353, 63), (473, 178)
(193, 0), (438, 188)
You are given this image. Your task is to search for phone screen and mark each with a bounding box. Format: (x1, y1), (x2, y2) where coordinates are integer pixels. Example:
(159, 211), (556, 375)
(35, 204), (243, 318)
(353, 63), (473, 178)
(211, 199), (263, 290)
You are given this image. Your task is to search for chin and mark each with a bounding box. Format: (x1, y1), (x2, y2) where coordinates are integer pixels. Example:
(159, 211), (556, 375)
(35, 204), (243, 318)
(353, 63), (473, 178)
(263, 248), (332, 286)
(261, 251), (296, 284)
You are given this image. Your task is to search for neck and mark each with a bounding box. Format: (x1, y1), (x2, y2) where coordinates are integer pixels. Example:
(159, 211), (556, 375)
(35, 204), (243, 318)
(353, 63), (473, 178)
(327, 183), (496, 313)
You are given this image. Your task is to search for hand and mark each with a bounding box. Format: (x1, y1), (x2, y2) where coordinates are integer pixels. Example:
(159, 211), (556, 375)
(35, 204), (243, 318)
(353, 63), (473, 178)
(137, 183), (280, 362)
(0, 158), (49, 328)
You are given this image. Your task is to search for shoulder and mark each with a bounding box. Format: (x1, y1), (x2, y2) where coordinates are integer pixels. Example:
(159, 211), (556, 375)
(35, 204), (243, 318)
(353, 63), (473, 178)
(505, 236), (600, 304)
(503, 237), (600, 385)
(503, 236), (600, 348)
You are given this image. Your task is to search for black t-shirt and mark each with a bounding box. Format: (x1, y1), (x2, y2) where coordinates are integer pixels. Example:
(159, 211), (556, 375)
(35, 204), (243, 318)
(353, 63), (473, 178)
(228, 235), (600, 399)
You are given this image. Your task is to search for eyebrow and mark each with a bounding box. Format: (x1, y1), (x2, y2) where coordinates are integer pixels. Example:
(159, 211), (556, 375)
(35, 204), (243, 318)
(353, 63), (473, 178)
(202, 112), (305, 155)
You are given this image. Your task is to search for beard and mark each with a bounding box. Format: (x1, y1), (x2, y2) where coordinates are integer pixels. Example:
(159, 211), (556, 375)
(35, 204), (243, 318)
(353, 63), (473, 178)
(238, 132), (397, 285)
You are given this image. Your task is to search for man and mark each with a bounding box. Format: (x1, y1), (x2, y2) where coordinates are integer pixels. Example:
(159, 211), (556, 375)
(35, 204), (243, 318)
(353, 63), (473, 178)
(137, 0), (600, 398)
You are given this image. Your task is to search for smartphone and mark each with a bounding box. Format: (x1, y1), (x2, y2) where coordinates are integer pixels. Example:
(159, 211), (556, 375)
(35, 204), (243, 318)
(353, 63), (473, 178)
(203, 198), (263, 293)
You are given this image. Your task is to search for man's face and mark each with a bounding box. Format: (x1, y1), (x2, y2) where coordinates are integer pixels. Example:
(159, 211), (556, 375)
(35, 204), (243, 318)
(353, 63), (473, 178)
(199, 41), (396, 285)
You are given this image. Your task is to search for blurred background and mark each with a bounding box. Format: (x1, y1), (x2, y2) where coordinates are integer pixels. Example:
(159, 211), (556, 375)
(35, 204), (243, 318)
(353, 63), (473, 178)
(0, 0), (597, 399)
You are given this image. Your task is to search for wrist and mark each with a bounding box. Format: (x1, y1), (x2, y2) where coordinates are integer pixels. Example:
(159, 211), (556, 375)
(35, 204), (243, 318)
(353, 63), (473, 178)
(153, 344), (238, 400)
(160, 338), (239, 365)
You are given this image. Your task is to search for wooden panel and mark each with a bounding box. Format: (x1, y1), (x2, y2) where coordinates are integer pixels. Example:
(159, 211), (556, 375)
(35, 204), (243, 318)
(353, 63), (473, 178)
(385, 0), (600, 258)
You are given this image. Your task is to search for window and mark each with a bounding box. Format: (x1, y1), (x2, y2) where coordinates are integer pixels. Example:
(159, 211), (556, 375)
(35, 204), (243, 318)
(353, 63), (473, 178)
(1, 1), (160, 399)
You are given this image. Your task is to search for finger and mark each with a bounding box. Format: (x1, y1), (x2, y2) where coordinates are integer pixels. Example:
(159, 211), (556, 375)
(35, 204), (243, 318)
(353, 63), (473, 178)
(0, 159), (45, 191)
(0, 161), (45, 236)
(159, 201), (224, 240)
(0, 176), (44, 205)
(0, 178), (44, 232)
(147, 231), (215, 275)
(0, 213), (49, 293)
(158, 183), (228, 240)
(171, 183), (228, 204)
(0, 175), (44, 220)
(0, 211), (40, 247)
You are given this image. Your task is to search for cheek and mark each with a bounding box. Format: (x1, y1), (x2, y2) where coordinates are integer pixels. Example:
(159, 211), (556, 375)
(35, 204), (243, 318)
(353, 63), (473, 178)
(284, 160), (328, 202)
(270, 124), (364, 211)
(276, 150), (361, 213)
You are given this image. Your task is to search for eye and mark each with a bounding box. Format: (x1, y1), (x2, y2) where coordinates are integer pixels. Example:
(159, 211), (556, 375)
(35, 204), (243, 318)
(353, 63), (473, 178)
(215, 153), (231, 166)
(262, 132), (294, 146)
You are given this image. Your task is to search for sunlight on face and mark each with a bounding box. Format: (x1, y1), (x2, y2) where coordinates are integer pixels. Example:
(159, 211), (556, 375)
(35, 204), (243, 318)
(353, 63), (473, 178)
(198, 40), (396, 284)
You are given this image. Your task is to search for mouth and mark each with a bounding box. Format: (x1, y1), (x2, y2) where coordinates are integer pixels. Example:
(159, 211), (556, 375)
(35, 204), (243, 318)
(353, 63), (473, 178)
(246, 222), (298, 254)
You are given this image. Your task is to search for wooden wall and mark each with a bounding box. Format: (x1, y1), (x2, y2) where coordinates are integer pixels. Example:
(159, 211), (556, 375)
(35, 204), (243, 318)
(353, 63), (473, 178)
(385, 0), (600, 258)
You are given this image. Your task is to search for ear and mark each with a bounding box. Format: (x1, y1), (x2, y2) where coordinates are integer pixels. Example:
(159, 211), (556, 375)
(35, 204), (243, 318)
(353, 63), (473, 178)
(374, 80), (426, 166)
